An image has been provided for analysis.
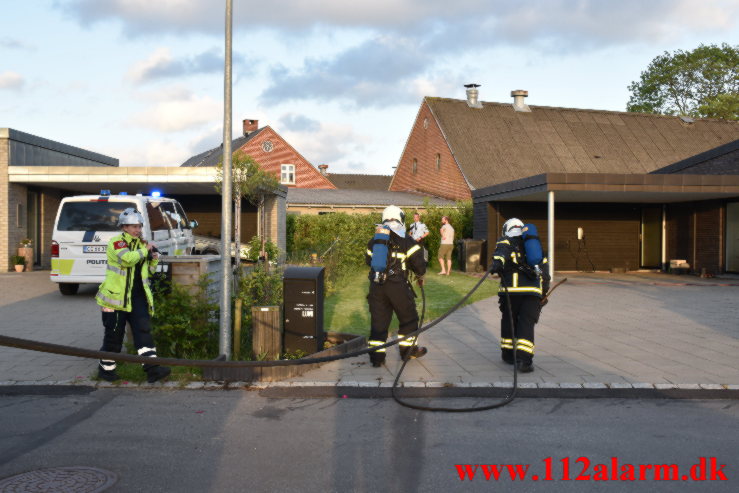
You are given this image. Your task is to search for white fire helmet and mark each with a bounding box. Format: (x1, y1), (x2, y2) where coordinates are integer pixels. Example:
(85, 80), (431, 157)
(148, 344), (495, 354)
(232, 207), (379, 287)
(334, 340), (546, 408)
(118, 208), (145, 227)
(502, 218), (525, 237)
(382, 205), (405, 227)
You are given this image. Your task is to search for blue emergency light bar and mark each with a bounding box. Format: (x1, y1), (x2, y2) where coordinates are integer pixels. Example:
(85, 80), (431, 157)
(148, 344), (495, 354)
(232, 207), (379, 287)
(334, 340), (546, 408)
(151, 190), (162, 198)
(100, 189), (111, 196)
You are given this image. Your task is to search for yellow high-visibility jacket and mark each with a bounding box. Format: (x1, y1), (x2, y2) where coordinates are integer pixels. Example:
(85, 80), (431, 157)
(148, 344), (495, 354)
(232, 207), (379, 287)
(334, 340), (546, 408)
(95, 231), (158, 313)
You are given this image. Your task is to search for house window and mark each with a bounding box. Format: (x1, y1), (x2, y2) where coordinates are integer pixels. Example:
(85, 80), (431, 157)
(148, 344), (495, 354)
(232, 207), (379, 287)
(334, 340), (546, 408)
(412, 158), (418, 175)
(436, 153), (441, 171)
(281, 164), (295, 185)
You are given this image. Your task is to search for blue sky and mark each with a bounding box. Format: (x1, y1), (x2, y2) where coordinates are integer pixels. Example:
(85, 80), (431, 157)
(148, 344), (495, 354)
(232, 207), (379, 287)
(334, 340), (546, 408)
(1, 0), (737, 174)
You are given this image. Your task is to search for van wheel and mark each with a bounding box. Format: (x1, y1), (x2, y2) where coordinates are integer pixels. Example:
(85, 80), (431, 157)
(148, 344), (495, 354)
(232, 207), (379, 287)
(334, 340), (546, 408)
(59, 283), (79, 296)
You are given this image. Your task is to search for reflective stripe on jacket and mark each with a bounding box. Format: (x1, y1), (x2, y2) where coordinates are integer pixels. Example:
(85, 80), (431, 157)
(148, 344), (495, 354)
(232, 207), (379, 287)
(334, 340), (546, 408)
(492, 236), (548, 297)
(95, 231), (159, 313)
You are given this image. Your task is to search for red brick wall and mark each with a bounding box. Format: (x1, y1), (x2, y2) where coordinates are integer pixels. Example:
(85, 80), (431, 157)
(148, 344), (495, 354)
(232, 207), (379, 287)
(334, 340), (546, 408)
(390, 101), (471, 200)
(240, 127), (335, 189)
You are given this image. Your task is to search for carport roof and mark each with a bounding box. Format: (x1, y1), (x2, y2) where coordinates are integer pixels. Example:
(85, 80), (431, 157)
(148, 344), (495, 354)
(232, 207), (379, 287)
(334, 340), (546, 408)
(8, 165), (287, 197)
(472, 172), (739, 203)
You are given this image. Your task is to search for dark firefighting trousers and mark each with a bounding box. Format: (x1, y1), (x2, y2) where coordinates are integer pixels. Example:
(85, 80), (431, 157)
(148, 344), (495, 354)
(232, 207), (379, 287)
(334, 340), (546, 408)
(499, 294), (540, 364)
(99, 291), (158, 373)
(367, 280), (420, 364)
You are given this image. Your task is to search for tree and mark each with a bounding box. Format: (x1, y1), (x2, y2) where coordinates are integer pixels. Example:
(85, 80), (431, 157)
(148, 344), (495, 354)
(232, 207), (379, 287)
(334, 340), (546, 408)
(215, 151), (279, 272)
(626, 43), (738, 120)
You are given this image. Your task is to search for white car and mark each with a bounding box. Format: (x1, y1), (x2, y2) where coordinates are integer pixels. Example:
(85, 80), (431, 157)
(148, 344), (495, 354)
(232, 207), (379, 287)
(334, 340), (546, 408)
(51, 191), (197, 295)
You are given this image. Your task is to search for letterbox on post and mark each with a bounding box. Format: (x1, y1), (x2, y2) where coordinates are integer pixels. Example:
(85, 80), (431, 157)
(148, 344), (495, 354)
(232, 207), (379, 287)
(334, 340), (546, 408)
(283, 266), (325, 355)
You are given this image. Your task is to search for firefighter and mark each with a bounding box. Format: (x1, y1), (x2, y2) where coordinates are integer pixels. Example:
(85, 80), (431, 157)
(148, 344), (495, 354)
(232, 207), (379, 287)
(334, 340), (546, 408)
(365, 205), (427, 367)
(491, 218), (550, 373)
(95, 208), (171, 383)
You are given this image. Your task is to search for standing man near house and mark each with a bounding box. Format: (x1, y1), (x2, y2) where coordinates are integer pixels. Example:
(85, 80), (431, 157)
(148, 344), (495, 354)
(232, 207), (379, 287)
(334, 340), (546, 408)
(408, 212), (430, 264)
(365, 206), (428, 367)
(438, 216), (454, 275)
(95, 208), (171, 383)
(491, 218), (549, 373)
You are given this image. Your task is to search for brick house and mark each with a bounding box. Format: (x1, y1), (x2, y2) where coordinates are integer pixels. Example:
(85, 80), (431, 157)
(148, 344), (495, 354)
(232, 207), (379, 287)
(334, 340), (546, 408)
(182, 119), (335, 190)
(391, 87), (739, 274)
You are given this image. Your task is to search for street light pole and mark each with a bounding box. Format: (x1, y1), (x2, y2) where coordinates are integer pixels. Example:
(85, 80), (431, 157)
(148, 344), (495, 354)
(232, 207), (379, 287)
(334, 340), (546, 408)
(219, 0), (233, 359)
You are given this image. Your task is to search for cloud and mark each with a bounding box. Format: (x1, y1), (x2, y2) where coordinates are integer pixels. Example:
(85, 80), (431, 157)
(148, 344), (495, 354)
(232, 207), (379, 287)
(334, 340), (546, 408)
(280, 121), (371, 170)
(60, 0), (738, 42)
(278, 113), (320, 132)
(128, 87), (222, 132)
(0, 71), (25, 90)
(261, 36), (432, 107)
(114, 139), (193, 166)
(0, 37), (35, 51)
(128, 47), (249, 83)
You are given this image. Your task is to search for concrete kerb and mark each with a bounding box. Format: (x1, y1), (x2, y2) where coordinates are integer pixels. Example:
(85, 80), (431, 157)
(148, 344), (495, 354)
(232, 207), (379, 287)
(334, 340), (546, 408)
(1, 381), (738, 400)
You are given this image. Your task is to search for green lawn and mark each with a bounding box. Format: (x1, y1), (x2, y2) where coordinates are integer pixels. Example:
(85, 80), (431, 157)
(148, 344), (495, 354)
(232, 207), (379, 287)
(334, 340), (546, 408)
(324, 266), (499, 337)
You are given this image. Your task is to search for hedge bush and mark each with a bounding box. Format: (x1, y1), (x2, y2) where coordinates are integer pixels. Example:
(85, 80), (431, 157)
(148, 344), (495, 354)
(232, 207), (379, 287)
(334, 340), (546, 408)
(286, 201), (473, 288)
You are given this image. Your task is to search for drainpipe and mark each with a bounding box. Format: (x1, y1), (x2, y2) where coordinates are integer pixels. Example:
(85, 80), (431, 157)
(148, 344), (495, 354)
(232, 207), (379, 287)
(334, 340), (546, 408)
(661, 204), (667, 272)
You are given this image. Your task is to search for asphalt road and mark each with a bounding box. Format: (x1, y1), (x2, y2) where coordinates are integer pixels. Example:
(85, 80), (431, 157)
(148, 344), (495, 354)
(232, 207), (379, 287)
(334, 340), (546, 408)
(1, 388), (737, 492)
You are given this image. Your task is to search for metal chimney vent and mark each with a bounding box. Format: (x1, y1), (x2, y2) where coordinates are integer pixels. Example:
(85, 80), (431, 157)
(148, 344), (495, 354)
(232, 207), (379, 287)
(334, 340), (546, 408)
(511, 90), (531, 112)
(464, 83), (483, 109)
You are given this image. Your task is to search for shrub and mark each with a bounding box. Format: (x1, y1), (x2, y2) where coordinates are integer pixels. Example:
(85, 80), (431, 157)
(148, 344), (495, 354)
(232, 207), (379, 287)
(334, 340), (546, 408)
(235, 263), (284, 360)
(11, 255), (25, 266)
(151, 275), (220, 359)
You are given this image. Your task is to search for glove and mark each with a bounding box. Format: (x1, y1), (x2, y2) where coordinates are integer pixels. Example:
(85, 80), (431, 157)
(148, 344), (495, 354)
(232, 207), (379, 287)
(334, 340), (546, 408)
(491, 260), (503, 275)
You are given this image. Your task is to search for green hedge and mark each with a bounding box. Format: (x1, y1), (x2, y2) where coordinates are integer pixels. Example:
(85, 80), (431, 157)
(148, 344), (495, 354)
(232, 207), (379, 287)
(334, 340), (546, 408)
(286, 201), (473, 288)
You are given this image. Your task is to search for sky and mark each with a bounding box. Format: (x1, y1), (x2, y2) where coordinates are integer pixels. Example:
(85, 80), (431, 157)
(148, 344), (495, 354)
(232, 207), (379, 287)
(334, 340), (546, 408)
(1, 0), (737, 174)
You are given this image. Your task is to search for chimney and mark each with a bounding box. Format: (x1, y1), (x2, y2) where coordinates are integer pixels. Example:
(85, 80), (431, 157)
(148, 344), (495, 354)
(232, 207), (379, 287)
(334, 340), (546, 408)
(318, 164), (329, 176)
(511, 90), (531, 112)
(464, 83), (483, 109)
(243, 119), (259, 135)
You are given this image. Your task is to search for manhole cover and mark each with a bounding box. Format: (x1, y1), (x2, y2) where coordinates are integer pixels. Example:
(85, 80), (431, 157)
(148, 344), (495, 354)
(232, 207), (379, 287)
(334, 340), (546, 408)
(0, 466), (117, 493)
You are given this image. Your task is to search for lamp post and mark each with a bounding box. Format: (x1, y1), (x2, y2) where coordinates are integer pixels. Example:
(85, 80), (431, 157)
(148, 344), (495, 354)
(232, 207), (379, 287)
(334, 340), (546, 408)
(219, 0), (233, 359)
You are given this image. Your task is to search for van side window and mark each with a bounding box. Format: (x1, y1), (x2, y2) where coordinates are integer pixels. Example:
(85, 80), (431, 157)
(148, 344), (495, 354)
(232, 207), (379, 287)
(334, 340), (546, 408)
(174, 202), (191, 229)
(146, 203), (168, 231)
(159, 202), (182, 230)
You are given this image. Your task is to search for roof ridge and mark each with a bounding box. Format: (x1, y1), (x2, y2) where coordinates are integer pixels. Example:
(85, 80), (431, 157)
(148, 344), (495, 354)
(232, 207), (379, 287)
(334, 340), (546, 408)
(424, 96), (739, 121)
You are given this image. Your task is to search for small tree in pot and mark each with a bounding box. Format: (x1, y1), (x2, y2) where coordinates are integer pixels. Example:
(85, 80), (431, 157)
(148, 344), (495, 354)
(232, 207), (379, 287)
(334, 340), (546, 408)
(11, 255), (25, 272)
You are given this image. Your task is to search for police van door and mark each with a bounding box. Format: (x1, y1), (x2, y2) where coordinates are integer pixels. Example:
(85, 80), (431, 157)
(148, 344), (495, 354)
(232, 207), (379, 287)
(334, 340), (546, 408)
(145, 202), (174, 256)
(158, 201), (186, 255)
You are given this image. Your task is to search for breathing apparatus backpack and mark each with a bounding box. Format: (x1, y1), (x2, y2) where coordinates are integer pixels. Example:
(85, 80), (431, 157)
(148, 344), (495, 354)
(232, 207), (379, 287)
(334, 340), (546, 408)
(371, 225), (392, 284)
(522, 223), (543, 266)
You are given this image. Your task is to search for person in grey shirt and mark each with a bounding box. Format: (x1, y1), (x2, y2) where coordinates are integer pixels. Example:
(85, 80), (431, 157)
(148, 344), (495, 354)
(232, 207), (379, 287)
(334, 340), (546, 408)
(438, 216), (455, 275)
(408, 212), (429, 263)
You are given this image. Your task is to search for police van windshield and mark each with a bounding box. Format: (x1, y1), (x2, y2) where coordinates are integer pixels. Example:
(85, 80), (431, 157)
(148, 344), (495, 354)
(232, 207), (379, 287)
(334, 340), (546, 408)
(57, 201), (136, 231)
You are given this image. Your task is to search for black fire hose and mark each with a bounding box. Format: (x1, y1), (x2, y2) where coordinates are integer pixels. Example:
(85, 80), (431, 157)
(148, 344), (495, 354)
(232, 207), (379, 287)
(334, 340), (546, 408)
(0, 267), (500, 370)
(390, 270), (520, 412)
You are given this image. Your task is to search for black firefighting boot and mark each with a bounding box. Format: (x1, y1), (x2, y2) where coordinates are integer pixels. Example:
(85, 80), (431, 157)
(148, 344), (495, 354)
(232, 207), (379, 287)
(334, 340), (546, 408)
(97, 367), (121, 382)
(400, 346), (428, 361)
(516, 360), (534, 373)
(146, 365), (171, 383)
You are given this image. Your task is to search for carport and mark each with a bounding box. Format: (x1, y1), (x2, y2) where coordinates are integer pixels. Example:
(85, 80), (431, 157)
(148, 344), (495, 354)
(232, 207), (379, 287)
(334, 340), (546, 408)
(473, 172), (739, 277)
(6, 166), (286, 269)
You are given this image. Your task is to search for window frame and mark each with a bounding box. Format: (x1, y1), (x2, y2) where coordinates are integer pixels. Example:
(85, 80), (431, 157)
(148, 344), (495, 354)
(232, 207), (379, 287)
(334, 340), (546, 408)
(281, 164), (296, 185)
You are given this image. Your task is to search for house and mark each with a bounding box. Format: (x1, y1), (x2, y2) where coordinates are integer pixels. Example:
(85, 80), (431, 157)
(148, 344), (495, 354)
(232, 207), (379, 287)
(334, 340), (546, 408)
(391, 87), (739, 274)
(182, 119), (335, 190)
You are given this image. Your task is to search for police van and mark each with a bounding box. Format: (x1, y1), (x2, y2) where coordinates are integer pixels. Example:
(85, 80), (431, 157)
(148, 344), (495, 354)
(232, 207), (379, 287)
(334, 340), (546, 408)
(51, 191), (197, 295)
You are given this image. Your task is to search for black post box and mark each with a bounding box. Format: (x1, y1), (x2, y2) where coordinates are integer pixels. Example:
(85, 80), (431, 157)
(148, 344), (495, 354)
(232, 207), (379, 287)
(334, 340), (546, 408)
(283, 266), (325, 355)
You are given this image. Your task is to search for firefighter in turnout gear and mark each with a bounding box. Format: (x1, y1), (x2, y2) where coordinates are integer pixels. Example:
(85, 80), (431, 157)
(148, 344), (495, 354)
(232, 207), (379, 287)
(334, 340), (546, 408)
(95, 208), (171, 383)
(365, 205), (428, 367)
(491, 218), (550, 373)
